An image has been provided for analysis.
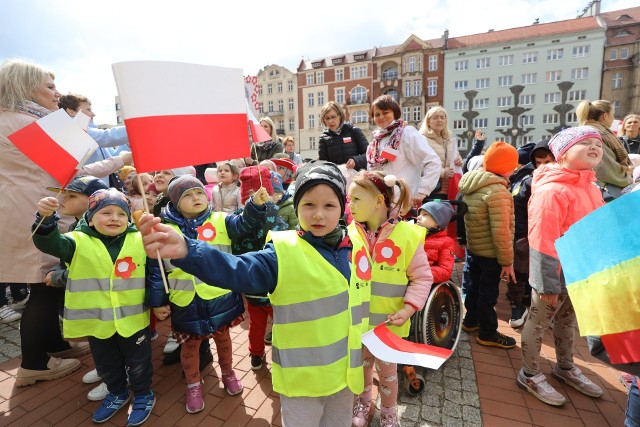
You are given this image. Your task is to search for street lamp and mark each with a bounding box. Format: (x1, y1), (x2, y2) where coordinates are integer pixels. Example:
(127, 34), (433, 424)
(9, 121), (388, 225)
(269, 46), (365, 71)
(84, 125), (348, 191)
(511, 127), (519, 146)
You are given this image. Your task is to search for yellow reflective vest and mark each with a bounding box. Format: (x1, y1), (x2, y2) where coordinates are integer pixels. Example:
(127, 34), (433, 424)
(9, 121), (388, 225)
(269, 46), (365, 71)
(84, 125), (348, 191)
(165, 213), (232, 307)
(268, 230), (372, 397)
(350, 221), (425, 338)
(65, 231), (149, 339)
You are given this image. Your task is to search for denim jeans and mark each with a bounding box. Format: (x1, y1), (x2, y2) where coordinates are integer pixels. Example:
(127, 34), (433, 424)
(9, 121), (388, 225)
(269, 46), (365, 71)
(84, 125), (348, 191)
(627, 376), (640, 427)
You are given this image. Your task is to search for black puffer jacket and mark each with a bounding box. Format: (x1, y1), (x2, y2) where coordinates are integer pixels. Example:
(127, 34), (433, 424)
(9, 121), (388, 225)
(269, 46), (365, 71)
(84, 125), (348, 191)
(318, 123), (369, 170)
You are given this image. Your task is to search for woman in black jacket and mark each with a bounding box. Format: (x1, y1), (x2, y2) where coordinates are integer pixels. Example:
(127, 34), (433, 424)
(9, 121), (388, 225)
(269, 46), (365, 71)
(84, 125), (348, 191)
(318, 101), (369, 170)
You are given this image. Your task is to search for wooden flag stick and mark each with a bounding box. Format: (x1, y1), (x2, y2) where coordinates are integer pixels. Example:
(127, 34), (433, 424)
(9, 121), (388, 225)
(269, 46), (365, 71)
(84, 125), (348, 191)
(29, 188), (62, 240)
(137, 174), (170, 294)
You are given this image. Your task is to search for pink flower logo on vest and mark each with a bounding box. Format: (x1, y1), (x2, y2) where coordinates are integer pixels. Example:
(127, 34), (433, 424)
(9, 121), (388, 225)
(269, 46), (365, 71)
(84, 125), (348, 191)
(355, 247), (371, 281)
(374, 239), (401, 266)
(114, 257), (136, 279)
(197, 223), (217, 241)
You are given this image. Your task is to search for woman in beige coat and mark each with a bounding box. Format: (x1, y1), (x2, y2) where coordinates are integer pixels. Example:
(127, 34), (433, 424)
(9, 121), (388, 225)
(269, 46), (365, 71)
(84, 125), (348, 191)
(0, 59), (82, 386)
(419, 106), (463, 199)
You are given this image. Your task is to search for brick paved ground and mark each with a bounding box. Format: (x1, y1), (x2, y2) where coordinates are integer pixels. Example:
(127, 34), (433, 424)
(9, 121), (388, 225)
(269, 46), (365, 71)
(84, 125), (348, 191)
(0, 264), (629, 426)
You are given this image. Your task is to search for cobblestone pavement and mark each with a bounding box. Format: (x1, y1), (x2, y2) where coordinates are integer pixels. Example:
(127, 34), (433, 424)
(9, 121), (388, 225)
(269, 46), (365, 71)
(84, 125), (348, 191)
(0, 316), (22, 365)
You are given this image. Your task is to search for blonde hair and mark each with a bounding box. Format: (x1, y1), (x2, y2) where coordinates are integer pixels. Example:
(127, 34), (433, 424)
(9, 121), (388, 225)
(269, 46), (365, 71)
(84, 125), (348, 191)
(258, 116), (279, 142)
(577, 100), (613, 125)
(320, 101), (345, 126)
(0, 58), (55, 111)
(352, 170), (411, 216)
(419, 106), (452, 139)
(283, 136), (295, 147)
(621, 113), (640, 137)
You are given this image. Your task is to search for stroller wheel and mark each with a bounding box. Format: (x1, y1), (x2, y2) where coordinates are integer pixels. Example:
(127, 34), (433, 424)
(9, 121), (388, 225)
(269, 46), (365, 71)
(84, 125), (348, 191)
(422, 282), (463, 351)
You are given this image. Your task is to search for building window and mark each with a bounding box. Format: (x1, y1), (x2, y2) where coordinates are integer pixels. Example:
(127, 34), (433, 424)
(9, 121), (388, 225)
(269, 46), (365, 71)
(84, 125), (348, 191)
(428, 55), (438, 71)
(455, 60), (468, 71)
(567, 112), (578, 123)
(413, 80), (421, 96)
(289, 117), (295, 131)
(402, 107), (411, 121)
(412, 106), (421, 122)
(521, 115), (535, 126)
(454, 80), (468, 91)
(522, 52), (538, 64)
(267, 83), (273, 94)
(359, 65), (367, 78)
(543, 113), (559, 124)
(382, 66), (398, 79)
(351, 111), (368, 124)
(571, 67), (588, 80)
(288, 98), (294, 110)
(544, 92), (561, 103)
(546, 70), (562, 82)
(621, 48), (629, 59)
(454, 100), (468, 110)
(310, 137), (316, 150)
(268, 101), (273, 112)
(474, 98), (489, 109)
(316, 71), (324, 84)
(476, 78), (490, 89)
(520, 94), (535, 105)
(498, 55), (513, 66)
(568, 89), (587, 101)
(408, 56), (417, 72)
(522, 135), (533, 144)
(613, 100), (621, 117)
(288, 80), (293, 91)
(496, 116), (512, 127)
(612, 72), (623, 89)
(350, 66), (358, 79)
(117, 116), (123, 124)
(428, 79), (437, 97)
(336, 69), (344, 81)
(572, 45), (590, 57)
(336, 88), (344, 104)
(259, 102), (264, 114)
(497, 96), (512, 107)
(547, 48), (564, 60)
(306, 73), (314, 85)
(474, 118), (488, 128)
(457, 139), (468, 150)
(386, 89), (399, 101)
(350, 87), (367, 104)
(277, 82), (283, 93)
(308, 93), (314, 107)
(453, 119), (467, 130)
(316, 91), (323, 105)
(476, 57), (490, 69)
(278, 99), (284, 112)
(258, 85), (263, 95)
(610, 49), (618, 60)
(278, 120), (284, 131)
(404, 81), (411, 97)
(522, 73), (537, 84)
(498, 75), (513, 87)
(308, 114), (315, 128)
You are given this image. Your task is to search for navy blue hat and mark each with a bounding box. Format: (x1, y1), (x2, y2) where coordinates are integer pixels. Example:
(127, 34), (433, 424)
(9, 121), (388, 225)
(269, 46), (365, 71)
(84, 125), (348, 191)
(516, 142), (536, 165)
(47, 175), (108, 197)
(86, 189), (131, 222)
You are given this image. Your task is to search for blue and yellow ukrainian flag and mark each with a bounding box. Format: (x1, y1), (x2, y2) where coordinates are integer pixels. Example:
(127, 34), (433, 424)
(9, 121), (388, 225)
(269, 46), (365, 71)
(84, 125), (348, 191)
(555, 190), (640, 364)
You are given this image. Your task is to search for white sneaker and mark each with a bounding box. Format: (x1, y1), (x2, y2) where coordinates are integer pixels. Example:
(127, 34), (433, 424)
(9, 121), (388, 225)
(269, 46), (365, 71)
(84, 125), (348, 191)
(0, 305), (21, 323)
(9, 294), (29, 310)
(163, 336), (179, 354)
(82, 368), (102, 384)
(87, 382), (109, 401)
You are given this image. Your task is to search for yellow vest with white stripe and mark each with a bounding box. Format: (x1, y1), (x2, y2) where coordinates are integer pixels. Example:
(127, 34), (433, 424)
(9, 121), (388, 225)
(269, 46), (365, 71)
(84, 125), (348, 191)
(165, 212), (232, 307)
(65, 231), (149, 339)
(351, 221), (425, 338)
(268, 230), (371, 397)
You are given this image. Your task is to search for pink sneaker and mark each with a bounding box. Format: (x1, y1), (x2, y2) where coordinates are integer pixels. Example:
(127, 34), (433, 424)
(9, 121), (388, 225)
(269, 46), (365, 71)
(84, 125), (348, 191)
(185, 384), (204, 413)
(221, 371), (243, 396)
(352, 396), (372, 427)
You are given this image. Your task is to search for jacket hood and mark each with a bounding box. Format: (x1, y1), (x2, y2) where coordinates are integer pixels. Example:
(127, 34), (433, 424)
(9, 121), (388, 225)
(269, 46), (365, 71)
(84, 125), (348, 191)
(459, 169), (508, 195)
(529, 139), (553, 165)
(531, 163), (597, 192)
(510, 162), (534, 185)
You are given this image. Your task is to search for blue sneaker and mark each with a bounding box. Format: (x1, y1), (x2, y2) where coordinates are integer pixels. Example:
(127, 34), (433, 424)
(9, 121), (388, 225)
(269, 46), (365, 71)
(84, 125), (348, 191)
(126, 391), (156, 426)
(92, 391), (130, 423)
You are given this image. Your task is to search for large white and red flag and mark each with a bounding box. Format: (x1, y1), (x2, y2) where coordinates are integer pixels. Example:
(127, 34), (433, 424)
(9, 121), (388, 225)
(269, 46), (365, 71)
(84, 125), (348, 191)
(112, 61), (251, 173)
(362, 323), (453, 370)
(8, 108), (98, 186)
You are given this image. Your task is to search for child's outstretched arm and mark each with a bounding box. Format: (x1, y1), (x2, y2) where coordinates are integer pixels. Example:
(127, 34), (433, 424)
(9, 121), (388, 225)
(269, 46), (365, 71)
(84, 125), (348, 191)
(32, 198), (76, 263)
(140, 213), (278, 295)
(225, 187), (271, 240)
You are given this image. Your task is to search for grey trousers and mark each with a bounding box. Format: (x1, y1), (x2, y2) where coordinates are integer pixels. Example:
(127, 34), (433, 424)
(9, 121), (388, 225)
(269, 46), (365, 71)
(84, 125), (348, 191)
(280, 386), (354, 427)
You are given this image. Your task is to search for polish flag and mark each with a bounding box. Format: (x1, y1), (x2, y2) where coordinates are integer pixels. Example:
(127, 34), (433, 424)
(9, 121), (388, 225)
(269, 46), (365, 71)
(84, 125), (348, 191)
(246, 100), (272, 143)
(112, 61), (251, 173)
(8, 109), (98, 186)
(362, 323), (453, 370)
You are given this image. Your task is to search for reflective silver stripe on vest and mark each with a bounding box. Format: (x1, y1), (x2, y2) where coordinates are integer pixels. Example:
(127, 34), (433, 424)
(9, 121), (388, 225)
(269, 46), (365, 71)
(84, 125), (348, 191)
(272, 336), (348, 368)
(351, 301), (370, 326)
(371, 281), (406, 298)
(369, 313), (391, 326)
(171, 279), (194, 292)
(67, 278), (145, 293)
(65, 304), (146, 321)
(273, 292), (348, 325)
(350, 348), (362, 368)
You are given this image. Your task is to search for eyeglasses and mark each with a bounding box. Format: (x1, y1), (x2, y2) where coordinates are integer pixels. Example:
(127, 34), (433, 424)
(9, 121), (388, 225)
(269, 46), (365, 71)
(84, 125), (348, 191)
(324, 114), (339, 121)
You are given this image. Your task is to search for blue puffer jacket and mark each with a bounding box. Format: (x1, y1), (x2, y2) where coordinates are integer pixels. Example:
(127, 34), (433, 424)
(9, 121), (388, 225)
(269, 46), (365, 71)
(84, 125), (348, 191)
(146, 199), (268, 336)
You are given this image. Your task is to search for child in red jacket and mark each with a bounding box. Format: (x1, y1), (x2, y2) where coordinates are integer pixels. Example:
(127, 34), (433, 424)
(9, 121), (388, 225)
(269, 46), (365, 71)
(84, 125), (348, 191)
(416, 201), (456, 284)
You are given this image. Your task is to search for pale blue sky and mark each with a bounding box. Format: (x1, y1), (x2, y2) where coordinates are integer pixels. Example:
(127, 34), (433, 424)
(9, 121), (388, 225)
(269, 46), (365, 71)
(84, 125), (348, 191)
(1, 0), (636, 123)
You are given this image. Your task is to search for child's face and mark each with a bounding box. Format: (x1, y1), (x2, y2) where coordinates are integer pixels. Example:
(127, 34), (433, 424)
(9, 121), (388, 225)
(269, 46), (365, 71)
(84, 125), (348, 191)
(277, 166), (288, 179)
(560, 137), (603, 170)
(217, 164), (237, 185)
(416, 211), (438, 229)
(297, 184), (342, 237)
(144, 190), (159, 209)
(89, 205), (129, 237)
(60, 191), (89, 218)
(178, 188), (208, 218)
(124, 171), (136, 193)
(372, 106), (394, 129)
(154, 170), (175, 193)
(534, 153), (555, 169)
(348, 182), (383, 224)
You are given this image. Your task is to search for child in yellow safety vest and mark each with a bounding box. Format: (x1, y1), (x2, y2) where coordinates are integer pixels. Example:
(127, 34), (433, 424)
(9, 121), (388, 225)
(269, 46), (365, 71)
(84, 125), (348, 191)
(138, 161), (373, 427)
(32, 188), (156, 426)
(347, 171), (433, 427)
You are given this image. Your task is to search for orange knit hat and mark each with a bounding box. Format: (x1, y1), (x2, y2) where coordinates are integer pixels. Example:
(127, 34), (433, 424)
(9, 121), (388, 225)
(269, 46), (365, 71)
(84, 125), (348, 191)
(483, 141), (518, 175)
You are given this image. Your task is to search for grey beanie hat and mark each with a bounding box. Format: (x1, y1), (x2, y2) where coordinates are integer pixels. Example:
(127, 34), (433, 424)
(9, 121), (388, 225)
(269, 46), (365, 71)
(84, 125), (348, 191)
(293, 160), (346, 215)
(419, 201), (455, 231)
